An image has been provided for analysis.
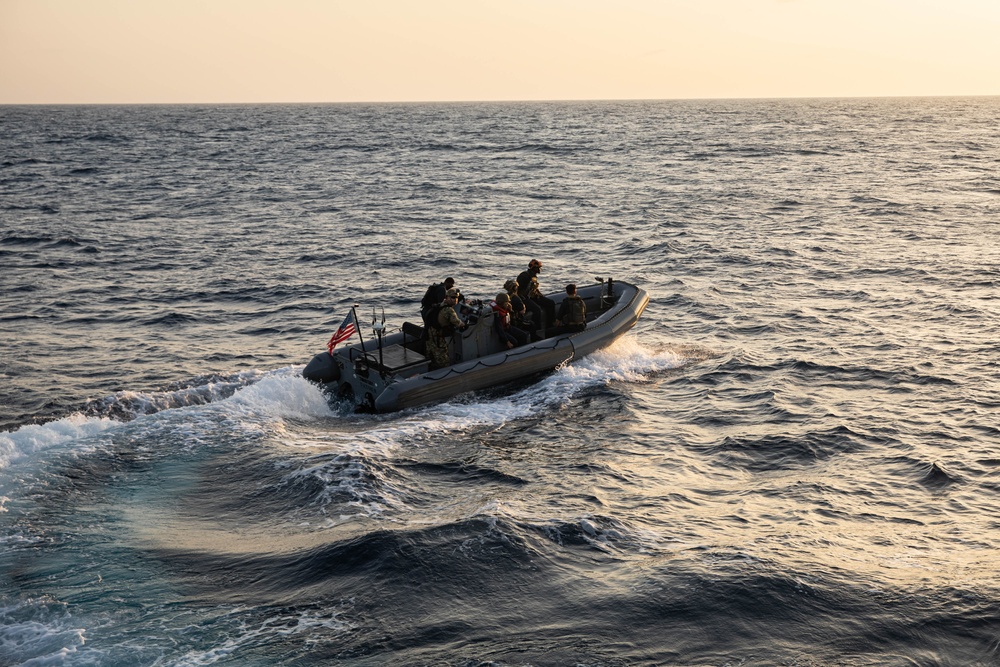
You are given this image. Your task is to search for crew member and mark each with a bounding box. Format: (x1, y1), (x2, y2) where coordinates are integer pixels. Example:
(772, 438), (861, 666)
(503, 279), (530, 332)
(492, 292), (529, 349)
(425, 288), (466, 369)
(421, 277), (459, 327)
(516, 259), (555, 336)
(549, 284), (587, 336)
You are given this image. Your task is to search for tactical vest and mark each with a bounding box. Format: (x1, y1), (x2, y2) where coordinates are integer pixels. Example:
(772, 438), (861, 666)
(565, 296), (586, 325)
(427, 304), (457, 335)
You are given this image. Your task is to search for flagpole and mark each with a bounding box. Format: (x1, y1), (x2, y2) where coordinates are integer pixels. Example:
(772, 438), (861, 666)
(352, 304), (368, 356)
(372, 306), (385, 371)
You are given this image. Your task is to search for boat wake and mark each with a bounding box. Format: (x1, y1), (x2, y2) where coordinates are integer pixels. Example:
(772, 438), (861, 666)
(0, 368), (328, 469)
(282, 336), (697, 461)
(437, 335), (692, 420)
(0, 337), (697, 501)
(0, 339), (704, 664)
(83, 370), (269, 421)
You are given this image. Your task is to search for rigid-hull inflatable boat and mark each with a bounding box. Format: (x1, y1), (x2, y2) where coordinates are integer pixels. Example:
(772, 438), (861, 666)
(302, 278), (648, 413)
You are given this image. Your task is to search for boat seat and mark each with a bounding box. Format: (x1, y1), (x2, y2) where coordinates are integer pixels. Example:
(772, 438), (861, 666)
(401, 321), (427, 355)
(402, 321), (424, 341)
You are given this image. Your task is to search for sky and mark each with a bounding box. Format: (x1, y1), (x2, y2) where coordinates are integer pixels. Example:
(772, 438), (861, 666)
(2, 0), (999, 104)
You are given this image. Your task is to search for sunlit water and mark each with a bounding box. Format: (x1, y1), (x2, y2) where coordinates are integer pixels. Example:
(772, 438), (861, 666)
(2, 98), (999, 666)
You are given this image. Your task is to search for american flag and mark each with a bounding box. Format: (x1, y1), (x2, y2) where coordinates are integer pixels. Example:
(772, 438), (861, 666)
(327, 310), (357, 354)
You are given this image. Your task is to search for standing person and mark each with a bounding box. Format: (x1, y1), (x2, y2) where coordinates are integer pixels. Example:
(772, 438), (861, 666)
(549, 284), (587, 336)
(516, 259), (555, 336)
(425, 288), (466, 369)
(492, 292), (529, 349)
(421, 277), (457, 327)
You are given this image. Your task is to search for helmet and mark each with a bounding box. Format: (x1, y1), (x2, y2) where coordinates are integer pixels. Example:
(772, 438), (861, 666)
(504, 279), (518, 292)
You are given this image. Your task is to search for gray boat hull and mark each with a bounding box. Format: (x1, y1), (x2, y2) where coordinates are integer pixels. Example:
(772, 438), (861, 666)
(304, 279), (648, 413)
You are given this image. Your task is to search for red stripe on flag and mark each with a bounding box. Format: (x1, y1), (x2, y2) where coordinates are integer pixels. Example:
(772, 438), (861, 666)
(327, 311), (357, 354)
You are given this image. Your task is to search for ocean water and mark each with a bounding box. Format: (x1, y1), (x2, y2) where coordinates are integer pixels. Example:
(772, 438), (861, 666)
(1, 98), (999, 666)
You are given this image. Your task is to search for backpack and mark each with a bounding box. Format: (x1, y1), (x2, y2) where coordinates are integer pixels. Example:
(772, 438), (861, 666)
(423, 303), (444, 330)
(566, 296), (586, 325)
(421, 283), (440, 311)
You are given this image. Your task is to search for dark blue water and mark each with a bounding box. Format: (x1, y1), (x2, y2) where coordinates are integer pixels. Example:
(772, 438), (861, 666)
(2, 98), (1000, 666)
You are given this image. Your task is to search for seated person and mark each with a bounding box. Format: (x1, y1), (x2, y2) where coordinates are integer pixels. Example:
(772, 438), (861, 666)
(492, 292), (529, 348)
(503, 279), (530, 331)
(548, 284), (587, 336)
(516, 259), (556, 335)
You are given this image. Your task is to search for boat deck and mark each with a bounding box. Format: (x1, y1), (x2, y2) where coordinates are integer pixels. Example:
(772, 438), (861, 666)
(363, 344), (429, 375)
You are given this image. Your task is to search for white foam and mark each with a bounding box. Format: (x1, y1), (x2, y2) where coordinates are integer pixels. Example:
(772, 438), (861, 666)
(220, 369), (335, 422)
(0, 600), (87, 667)
(279, 336), (693, 515)
(425, 335), (689, 425)
(167, 607), (350, 666)
(0, 368), (332, 466)
(86, 369), (266, 420)
(0, 413), (115, 472)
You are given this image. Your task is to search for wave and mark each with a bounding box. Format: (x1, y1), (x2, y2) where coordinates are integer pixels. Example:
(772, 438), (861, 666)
(0, 368), (329, 473)
(786, 359), (957, 388)
(140, 311), (200, 327)
(0, 339), (686, 520)
(918, 461), (959, 489)
(0, 413), (116, 472)
(710, 424), (869, 473)
(83, 370), (267, 421)
(498, 142), (582, 155)
(0, 234), (55, 246)
(218, 370), (336, 422)
(278, 337), (692, 514)
(706, 357), (957, 391)
(0, 598), (88, 667)
(1, 234), (96, 250)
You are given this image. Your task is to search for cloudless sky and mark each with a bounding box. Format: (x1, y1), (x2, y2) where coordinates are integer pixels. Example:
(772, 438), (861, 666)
(2, 0), (999, 104)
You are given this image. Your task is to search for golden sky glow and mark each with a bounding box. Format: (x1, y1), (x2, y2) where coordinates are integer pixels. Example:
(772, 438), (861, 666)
(2, 0), (999, 104)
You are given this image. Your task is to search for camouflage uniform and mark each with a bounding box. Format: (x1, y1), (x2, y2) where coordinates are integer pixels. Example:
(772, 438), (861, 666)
(426, 300), (464, 369)
(517, 262), (555, 333)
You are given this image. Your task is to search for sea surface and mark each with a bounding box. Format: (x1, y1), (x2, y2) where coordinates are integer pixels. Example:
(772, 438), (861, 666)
(1, 98), (999, 666)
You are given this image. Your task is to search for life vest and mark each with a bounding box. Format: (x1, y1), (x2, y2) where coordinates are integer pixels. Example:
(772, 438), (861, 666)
(491, 302), (511, 329)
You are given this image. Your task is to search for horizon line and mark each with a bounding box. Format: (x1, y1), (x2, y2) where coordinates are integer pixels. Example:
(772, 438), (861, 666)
(3, 93), (1000, 107)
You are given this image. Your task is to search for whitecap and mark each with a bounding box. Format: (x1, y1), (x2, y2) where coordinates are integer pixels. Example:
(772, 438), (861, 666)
(0, 413), (115, 472)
